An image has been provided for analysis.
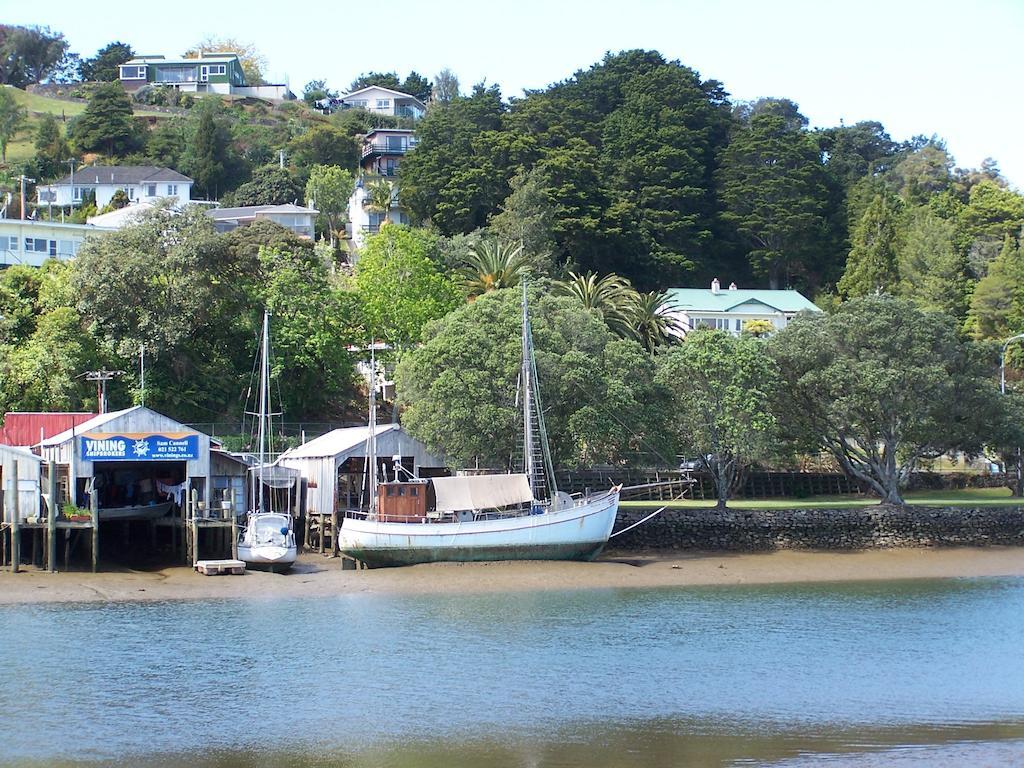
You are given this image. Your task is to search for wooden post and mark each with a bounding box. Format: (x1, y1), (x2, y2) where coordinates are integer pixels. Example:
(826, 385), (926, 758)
(190, 488), (199, 567)
(9, 462), (20, 573)
(90, 479), (99, 573)
(47, 462), (57, 572)
(230, 500), (238, 560)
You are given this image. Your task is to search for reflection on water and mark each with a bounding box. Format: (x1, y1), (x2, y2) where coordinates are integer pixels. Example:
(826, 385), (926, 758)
(1, 578), (1023, 767)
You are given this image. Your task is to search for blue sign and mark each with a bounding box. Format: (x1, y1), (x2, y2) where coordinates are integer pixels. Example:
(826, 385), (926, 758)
(80, 433), (200, 462)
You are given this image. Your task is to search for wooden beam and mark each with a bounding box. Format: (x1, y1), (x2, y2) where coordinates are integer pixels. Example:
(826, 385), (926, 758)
(47, 462), (57, 572)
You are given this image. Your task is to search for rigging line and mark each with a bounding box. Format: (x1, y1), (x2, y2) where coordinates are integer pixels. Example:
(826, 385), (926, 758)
(609, 506), (666, 538)
(569, 377), (677, 467)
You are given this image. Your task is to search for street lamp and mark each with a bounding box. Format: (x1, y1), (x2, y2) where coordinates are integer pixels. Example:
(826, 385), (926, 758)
(1000, 333), (1024, 394)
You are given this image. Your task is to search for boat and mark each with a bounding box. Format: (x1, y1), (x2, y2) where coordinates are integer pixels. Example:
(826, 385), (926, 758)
(237, 311), (297, 572)
(338, 283), (621, 567)
(98, 500), (174, 522)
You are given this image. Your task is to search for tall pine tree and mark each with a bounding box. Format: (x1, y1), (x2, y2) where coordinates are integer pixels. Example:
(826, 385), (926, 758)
(837, 193), (902, 297)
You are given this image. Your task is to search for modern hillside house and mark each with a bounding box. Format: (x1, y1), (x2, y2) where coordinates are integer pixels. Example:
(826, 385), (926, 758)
(346, 129), (416, 250)
(0, 219), (115, 267)
(338, 86), (426, 119)
(118, 53), (292, 99)
(37, 166), (193, 209)
(666, 279), (821, 336)
(206, 204), (318, 238)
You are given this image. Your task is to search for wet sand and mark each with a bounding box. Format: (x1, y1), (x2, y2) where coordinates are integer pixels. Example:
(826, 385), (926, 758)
(1, 547), (1023, 605)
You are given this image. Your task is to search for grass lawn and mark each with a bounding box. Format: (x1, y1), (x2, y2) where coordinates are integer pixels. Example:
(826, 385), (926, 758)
(2, 86), (168, 166)
(621, 485), (1018, 510)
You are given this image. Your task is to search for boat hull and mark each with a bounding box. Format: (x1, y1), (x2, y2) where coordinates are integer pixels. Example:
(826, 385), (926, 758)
(98, 501), (174, 522)
(339, 488), (619, 568)
(237, 543), (297, 571)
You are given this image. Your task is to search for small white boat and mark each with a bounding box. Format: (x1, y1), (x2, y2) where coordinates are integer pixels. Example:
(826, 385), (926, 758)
(237, 311), (298, 572)
(237, 511), (296, 570)
(339, 283), (621, 568)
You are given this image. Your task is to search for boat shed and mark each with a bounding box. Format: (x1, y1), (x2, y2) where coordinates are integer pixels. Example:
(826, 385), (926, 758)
(1, 444), (42, 523)
(38, 405), (213, 512)
(278, 425), (445, 515)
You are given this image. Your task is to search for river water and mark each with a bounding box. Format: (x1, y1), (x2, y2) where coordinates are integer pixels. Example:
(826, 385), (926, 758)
(1, 577), (1023, 767)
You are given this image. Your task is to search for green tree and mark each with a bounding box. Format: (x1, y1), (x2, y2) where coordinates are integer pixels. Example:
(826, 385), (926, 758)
(888, 141), (952, 204)
(349, 71), (400, 91)
(354, 226), (460, 346)
(628, 291), (684, 352)
(432, 68), (460, 103)
(395, 286), (671, 468)
(897, 207), (969, 319)
(302, 79), (335, 105)
(145, 118), (186, 167)
(69, 82), (139, 156)
(838, 192), (903, 298)
(80, 41), (134, 82)
(0, 86), (27, 163)
(400, 71), (431, 102)
(487, 167), (557, 274)
(967, 236), (1024, 340)
(555, 271), (636, 339)
(459, 240), (531, 298)
(179, 101), (246, 199)
(719, 111), (829, 289)
(657, 330), (779, 507)
(770, 296), (998, 504)
(225, 165), (304, 207)
(31, 112), (71, 179)
(0, 25), (68, 86)
(304, 164), (354, 241)
(288, 124), (359, 171)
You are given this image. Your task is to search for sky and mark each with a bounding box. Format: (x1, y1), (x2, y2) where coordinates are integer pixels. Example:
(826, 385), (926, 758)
(11, 0), (1024, 187)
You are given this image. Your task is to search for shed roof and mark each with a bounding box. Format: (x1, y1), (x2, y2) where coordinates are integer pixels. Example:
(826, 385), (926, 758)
(280, 424), (401, 460)
(207, 204), (318, 220)
(0, 412), (95, 447)
(0, 443), (43, 463)
(666, 288), (820, 314)
(41, 406), (202, 447)
(50, 166), (193, 187)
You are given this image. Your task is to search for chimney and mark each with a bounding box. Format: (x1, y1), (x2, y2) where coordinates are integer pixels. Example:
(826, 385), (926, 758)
(711, 277), (720, 295)
(729, 282), (738, 291)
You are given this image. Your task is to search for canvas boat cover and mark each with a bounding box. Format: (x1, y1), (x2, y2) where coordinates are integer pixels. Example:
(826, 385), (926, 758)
(432, 474), (533, 512)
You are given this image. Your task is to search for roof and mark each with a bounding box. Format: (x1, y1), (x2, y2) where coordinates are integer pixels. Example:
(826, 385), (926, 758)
(207, 204), (318, 221)
(0, 443), (43, 463)
(126, 55), (240, 65)
(86, 202), (157, 228)
(666, 288), (821, 314)
(41, 407), (140, 447)
(0, 412), (95, 447)
(363, 128), (416, 137)
(340, 85), (426, 108)
(280, 425), (401, 460)
(50, 166), (193, 187)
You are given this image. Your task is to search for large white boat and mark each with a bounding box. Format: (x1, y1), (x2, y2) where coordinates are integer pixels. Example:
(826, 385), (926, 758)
(338, 284), (621, 568)
(237, 311), (297, 572)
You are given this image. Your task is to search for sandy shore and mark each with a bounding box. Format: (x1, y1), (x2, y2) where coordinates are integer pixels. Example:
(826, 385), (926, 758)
(1, 547), (1022, 605)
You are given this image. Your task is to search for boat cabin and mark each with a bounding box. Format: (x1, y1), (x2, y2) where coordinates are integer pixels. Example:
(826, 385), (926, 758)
(377, 479), (430, 522)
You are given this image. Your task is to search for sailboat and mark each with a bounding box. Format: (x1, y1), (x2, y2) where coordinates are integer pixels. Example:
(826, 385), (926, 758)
(237, 311), (297, 571)
(338, 283), (621, 568)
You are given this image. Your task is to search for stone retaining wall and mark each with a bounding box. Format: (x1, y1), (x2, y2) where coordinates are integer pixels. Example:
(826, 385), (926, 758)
(610, 506), (1024, 551)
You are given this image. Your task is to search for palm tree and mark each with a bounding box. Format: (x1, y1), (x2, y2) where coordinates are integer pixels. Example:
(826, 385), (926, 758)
(459, 240), (531, 298)
(556, 271), (637, 339)
(628, 291), (685, 352)
(363, 178), (394, 231)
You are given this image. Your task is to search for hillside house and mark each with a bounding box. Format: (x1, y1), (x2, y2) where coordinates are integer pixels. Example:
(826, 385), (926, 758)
(346, 129), (416, 250)
(667, 279), (821, 337)
(206, 204), (318, 238)
(37, 166), (193, 209)
(118, 54), (292, 99)
(0, 219), (115, 267)
(338, 86), (426, 119)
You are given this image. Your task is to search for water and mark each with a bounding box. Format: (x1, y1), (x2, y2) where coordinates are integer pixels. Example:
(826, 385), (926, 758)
(1, 578), (1023, 767)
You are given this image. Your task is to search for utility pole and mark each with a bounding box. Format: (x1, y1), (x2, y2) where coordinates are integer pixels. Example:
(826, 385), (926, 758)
(279, 149), (285, 169)
(18, 176), (35, 221)
(68, 158), (76, 216)
(139, 344), (145, 406)
(83, 370), (121, 414)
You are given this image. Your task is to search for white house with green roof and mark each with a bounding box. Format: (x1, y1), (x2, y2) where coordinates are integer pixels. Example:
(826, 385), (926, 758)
(667, 278), (821, 336)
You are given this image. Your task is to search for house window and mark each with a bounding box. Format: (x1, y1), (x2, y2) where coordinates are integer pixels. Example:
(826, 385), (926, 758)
(166, 184), (178, 196)
(73, 186), (95, 201)
(375, 99), (391, 109)
(119, 65), (147, 79)
(735, 319), (741, 331)
(58, 240), (76, 257)
(209, 64), (226, 75)
(24, 238), (51, 254)
(3, 236), (16, 251)
(387, 135), (404, 151)
(351, 99), (367, 108)
(146, 184), (157, 197)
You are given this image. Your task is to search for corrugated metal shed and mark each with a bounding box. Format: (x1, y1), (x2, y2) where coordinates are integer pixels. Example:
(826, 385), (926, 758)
(1, 444), (42, 523)
(278, 425), (444, 515)
(0, 412), (96, 447)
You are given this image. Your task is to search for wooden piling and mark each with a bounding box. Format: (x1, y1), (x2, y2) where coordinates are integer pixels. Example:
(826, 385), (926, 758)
(47, 462), (57, 572)
(90, 482), (99, 573)
(9, 461), (19, 573)
(190, 489), (199, 567)
(230, 502), (238, 561)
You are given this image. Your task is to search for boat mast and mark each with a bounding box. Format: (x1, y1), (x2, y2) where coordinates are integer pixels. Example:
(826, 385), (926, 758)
(521, 282), (536, 497)
(368, 344), (378, 517)
(257, 310), (270, 515)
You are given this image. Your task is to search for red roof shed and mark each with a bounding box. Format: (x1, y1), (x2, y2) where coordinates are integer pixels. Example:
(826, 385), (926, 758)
(0, 412), (96, 447)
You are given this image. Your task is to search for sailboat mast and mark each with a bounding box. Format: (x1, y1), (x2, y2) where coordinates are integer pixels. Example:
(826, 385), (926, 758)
(521, 282), (536, 497)
(368, 344), (378, 517)
(257, 310), (269, 515)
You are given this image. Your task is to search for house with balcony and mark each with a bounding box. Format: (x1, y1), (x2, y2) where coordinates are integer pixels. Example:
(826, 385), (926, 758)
(346, 129), (417, 250)
(37, 166), (193, 209)
(206, 204), (318, 239)
(0, 219), (116, 267)
(118, 54), (292, 99)
(666, 279), (821, 337)
(338, 86), (426, 119)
